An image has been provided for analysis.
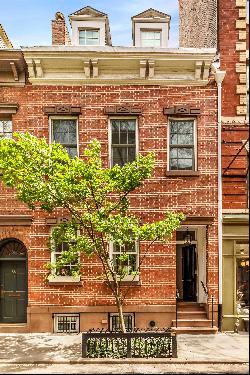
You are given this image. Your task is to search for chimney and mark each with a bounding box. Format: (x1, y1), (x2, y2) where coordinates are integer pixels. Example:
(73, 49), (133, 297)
(52, 12), (71, 45)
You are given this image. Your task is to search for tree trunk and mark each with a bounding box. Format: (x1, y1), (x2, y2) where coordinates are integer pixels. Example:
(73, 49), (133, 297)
(117, 298), (126, 333)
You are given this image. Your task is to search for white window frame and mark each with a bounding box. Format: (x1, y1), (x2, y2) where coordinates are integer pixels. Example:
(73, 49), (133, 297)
(49, 116), (79, 157)
(0, 118), (12, 139)
(167, 117), (197, 172)
(78, 28), (100, 46)
(140, 29), (162, 47)
(109, 241), (140, 282)
(48, 228), (81, 283)
(108, 117), (139, 168)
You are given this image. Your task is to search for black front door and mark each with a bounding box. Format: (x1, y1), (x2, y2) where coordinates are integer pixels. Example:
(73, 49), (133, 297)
(0, 260), (27, 323)
(182, 245), (197, 301)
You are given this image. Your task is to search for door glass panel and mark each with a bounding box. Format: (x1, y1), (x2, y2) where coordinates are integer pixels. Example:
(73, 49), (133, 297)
(236, 258), (249, 315)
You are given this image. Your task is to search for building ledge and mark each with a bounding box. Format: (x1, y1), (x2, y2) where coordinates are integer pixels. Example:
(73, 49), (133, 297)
(165, 171), (200, 177)
(0, 215), (33, 226)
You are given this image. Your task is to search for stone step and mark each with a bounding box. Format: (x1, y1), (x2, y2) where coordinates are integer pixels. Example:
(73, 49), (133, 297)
(0, 324), (28, 333)
(172, 319), (213, 327)
(177, 302), (206, 311)
(172, 327), (218, 335)
(177, 311), (207, 320)
(177, 306), (205, 312)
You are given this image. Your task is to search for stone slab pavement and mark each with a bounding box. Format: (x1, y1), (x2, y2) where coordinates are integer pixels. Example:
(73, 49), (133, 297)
(0, 331), (248, 364)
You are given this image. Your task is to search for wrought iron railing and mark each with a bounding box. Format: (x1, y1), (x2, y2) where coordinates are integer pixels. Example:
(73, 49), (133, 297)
(176, 288), (180, 328)
(201, 281), (214, 328)
(82, 328), (177, 358)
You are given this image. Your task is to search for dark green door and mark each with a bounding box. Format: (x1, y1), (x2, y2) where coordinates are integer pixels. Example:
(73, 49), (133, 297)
(0, 260), (27, 323)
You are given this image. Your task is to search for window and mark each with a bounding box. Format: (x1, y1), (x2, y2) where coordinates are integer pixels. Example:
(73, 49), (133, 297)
(110, 118), (137, 167)
(0, 119), (12, 138)
(79, 29), (100, 45)
(110, 242), (139, 280)
(168, 119), (196, 171)
(50, 118), (78, 157)
(51, 240), (80, 277)
(54, 314), (80, 333)
(236, 257), (249, 315)
(109, 313), (134, 332)
(141, 30), (161, 47)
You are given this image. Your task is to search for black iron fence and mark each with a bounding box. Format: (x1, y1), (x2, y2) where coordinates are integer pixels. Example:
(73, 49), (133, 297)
(82, 329), (177, 358)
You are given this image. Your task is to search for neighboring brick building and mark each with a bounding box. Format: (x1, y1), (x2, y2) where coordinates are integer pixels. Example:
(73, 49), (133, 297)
(179, 0), (249, 331)
(0, 7), (219, 334)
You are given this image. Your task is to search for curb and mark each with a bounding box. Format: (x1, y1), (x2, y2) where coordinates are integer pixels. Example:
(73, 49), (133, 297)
(0, 359), (248, 365)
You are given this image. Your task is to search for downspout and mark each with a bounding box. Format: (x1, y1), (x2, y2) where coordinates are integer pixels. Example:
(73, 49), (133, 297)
(214, 70), (226, 332)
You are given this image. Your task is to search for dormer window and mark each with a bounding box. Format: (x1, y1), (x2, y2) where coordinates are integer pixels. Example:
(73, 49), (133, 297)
(141, 30), (161, 47)
(79, 29), (100, 45)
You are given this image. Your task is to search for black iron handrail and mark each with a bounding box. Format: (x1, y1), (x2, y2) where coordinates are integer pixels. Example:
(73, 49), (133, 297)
(176, 288), (179, 328)
(200, 281), (214, 328)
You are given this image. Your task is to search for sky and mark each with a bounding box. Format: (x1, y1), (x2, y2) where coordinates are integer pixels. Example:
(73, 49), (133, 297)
(0, 0), (179, 48)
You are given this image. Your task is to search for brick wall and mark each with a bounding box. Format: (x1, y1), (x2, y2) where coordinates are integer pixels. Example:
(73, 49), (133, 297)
(179, 0), (217, 48)
(0, 83), (219, 312)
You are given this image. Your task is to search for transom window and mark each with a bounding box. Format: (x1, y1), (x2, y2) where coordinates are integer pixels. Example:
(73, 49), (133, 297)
(79, 29), (100, 45)
(50, 118), (78, 158)
(0, 120), (12, 138)
(169, 119), (196, 171)
(110, 119), (137, 167)
(111, 242), (138, 276)
(110, 313), (135, 332)
(141, 30), (161, 47)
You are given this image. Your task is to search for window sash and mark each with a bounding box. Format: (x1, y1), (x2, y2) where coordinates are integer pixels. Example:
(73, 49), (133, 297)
(169, 119), (196, 171)
(141, 30), (161, 47)
(110, 119), (137, 167)
(79, 29), (100, 45)
(50, 118), (78, 157)
(110, 242), (139, 276)
(0, 120), (12, 138)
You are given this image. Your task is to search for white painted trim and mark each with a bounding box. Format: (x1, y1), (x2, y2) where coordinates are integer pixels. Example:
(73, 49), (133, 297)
(167, 117), (197, 172)
(49, 116), (79, 157)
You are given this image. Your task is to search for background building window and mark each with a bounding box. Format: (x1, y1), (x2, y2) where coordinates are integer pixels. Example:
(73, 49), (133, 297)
(0, 119), (12, 138)
(169, 119), (195, 171)
(79, 29), (100, 45)
(236, 257), (249, 315)
(109, 313), (134, 332)
(141, 30), (161, 47)
(50, 118), (78, 157)
(110, 119), (137, 167)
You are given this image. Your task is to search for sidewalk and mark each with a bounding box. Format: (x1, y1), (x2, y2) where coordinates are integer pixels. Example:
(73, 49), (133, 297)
(0, 332), (248, 364)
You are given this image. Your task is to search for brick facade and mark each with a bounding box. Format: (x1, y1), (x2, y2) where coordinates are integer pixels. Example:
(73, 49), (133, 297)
(0, 81), (219, 332)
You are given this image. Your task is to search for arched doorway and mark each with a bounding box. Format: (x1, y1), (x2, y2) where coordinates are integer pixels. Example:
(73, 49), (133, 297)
(0, 239), (28, 323)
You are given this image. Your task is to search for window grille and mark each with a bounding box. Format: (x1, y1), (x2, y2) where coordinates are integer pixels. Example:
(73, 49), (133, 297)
(169, 119), (195, 171)
(109, 313), (134, 332)
(111, 119), (137, 167)
(0, 120), (12, 138)
(54, 314), (80, 333)
(50, 118), (78, 157)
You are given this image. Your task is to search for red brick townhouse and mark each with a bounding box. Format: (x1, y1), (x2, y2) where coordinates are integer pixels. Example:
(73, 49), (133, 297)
(179, 0), (249, 332)
(0, 6), (220, 334)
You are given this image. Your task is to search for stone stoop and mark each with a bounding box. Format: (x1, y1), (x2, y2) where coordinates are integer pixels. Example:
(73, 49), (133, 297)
(0, 323), (29, 333)
(172, 302), (218, 335)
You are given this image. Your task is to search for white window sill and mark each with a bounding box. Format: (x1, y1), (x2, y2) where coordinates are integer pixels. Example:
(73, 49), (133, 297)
(48, 275), (81, 285)
(108, 275), (140, 283)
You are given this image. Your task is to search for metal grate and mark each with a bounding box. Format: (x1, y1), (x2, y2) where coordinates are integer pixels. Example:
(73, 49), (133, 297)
(110, 313), (134, 332)
(54, 314), (80, 333)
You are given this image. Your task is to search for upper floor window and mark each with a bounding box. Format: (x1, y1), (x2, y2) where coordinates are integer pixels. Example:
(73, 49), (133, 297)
(0, 119), (12, 139)
(141, 30), (161, 47)
(79, 29), (100, 45)
(110, 242), (139, 281)
(50, 117), (78, 158)
(110, 118), (137, 167)
(168, 119), (196, 171)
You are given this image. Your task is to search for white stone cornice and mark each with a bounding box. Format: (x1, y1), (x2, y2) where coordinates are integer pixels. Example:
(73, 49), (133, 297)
(22, 46), (216, 86)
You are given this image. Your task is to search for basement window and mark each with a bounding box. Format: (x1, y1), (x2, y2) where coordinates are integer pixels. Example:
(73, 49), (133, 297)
(54, 314), (80, 333)
(109, 313), (135, 332)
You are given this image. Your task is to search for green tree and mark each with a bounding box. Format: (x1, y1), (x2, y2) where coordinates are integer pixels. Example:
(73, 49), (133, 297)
(0, 133), (185, 332)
